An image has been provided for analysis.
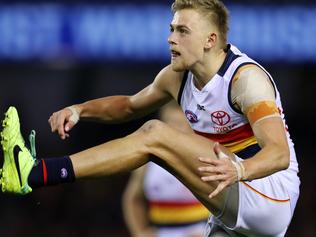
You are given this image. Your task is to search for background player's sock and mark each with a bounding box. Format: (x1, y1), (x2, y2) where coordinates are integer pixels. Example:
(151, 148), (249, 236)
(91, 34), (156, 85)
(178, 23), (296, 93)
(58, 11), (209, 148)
(28, 156), (75, 188)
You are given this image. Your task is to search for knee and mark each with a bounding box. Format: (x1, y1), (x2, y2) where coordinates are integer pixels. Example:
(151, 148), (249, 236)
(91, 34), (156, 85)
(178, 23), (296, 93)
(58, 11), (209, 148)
(139, 119), (166, 134)
(138, 119), (168, 145)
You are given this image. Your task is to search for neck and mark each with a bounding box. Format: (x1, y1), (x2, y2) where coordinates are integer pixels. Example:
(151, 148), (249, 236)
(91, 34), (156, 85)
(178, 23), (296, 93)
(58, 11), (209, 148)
(191, 48), (227, 90)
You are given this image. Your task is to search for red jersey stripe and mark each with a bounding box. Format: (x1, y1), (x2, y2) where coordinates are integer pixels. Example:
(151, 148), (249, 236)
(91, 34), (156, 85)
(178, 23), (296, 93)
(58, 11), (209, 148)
(194, 123), (254, 144)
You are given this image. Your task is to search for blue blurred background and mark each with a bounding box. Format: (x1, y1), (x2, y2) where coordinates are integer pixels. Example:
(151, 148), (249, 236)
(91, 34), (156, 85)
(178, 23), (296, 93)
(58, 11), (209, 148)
(0, 0), (315, 236)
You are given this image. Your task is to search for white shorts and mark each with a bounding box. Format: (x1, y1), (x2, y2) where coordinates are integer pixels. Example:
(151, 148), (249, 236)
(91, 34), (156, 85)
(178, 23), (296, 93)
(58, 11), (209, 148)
(156, 221), (206, 237)
(205, 158), (300, 237)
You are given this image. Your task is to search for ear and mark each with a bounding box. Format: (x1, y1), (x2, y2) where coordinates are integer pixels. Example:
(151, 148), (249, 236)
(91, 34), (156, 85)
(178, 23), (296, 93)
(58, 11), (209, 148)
(205, 32), (217, 49)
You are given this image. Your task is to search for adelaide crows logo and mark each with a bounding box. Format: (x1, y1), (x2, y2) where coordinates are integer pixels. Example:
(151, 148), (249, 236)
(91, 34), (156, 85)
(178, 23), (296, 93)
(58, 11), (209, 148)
(185, 110), (198, 123)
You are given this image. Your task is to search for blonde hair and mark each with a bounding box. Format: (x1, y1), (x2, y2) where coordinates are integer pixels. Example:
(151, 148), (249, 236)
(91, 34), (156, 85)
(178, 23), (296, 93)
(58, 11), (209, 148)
(171, 0), (229, 48)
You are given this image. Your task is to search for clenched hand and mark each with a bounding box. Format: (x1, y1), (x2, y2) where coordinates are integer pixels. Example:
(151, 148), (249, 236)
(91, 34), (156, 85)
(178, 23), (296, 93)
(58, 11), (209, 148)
(48, 106), (80, 140)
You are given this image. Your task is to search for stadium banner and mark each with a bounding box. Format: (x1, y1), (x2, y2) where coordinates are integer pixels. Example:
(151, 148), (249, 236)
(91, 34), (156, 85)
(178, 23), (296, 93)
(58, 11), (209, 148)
(0, 4), (315, 63)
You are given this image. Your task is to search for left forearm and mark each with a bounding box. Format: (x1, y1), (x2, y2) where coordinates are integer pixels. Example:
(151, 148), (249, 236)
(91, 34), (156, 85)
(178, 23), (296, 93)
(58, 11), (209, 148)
(239, 115), (291, 181)
(241, 144), (289, 181)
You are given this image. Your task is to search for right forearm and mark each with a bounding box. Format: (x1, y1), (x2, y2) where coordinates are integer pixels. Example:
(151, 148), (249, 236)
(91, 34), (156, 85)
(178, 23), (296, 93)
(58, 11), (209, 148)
(74, 95), (135, 123)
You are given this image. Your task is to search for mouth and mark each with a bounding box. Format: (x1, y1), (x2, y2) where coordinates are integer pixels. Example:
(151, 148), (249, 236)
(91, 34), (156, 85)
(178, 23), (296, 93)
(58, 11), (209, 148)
(171, 49), (181, 59)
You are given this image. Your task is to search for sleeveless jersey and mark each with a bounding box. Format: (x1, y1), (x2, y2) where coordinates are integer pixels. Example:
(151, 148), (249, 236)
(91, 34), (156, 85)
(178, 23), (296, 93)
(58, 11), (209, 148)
(144, 162), (209, 226)
(178, 44), (299, 191)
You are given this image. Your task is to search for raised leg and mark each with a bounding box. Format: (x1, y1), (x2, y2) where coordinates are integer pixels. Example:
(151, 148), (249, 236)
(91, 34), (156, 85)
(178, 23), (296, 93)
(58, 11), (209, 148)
(70, 119), (233, 216)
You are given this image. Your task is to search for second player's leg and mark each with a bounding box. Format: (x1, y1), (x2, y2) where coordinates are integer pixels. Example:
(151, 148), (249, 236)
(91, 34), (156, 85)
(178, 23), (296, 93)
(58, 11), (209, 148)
(70, 119), (234, 216)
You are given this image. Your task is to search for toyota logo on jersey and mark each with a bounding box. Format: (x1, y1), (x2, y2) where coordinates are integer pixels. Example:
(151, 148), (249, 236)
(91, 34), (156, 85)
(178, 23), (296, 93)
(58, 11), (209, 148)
(211, 110), (230, 126)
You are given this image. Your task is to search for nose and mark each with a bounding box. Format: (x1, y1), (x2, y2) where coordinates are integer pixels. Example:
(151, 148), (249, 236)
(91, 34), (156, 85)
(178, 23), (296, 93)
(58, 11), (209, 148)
(168, 32), (176, 45)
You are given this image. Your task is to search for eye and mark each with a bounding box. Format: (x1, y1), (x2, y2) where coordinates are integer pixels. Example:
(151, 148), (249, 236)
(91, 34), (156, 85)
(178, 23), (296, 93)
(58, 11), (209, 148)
(170, 27), (174, 32)
(178, 28), (189, 35)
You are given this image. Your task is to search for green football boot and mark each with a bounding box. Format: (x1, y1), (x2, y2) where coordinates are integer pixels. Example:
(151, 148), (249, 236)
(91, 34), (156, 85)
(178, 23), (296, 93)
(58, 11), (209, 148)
(0, 106), (35, 195)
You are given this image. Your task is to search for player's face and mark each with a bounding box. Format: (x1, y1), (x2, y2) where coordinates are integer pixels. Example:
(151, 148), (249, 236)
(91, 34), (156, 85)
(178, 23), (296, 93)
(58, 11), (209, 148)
(168, 9), (213, 71)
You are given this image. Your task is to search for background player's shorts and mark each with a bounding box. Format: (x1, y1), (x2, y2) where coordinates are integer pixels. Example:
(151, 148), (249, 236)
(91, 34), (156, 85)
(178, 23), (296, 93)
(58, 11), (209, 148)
(205, 156), (300, 237)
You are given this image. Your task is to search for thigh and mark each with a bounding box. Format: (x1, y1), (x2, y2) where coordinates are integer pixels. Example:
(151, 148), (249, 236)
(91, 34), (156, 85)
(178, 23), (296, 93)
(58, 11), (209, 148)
(144, 120), (234, 216)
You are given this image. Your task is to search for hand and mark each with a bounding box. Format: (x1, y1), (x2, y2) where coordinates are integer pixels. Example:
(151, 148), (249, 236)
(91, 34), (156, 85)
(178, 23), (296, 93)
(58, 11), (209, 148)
(48, 106), (80, 140)
(198, 142), (238, 199)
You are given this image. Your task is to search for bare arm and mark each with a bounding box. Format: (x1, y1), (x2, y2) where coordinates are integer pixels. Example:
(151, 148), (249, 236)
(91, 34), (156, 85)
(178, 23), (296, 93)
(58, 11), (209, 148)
(241, 116), (289, 180)
(199, 66), (290, 197)
(122, 167), (156, 237)
(236, 66), (290, 179)
(49, 65), (183, 139)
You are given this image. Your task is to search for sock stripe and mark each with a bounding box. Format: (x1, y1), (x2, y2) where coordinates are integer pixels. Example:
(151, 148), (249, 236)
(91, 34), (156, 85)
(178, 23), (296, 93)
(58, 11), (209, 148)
(42, 159), (48, 185)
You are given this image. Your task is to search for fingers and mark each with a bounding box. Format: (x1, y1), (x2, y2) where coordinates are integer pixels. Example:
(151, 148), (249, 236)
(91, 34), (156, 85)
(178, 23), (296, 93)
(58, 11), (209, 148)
(48, 108), (77, 140)
(48, 112), (58, 133)
(57, 111), (68, 139)
(213, 142), (221, 155)
(198, 161), (229, 175)
(198, 165), (218, 173)
(201, 173), (227, 182)
(198, 148), (238, 199)
(198, 156), (223, 166)
(208, 182), (229, 199)
(198, 163), (232, 182)
(65, 120), (75, 132)
(213, 142), (229, 160)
